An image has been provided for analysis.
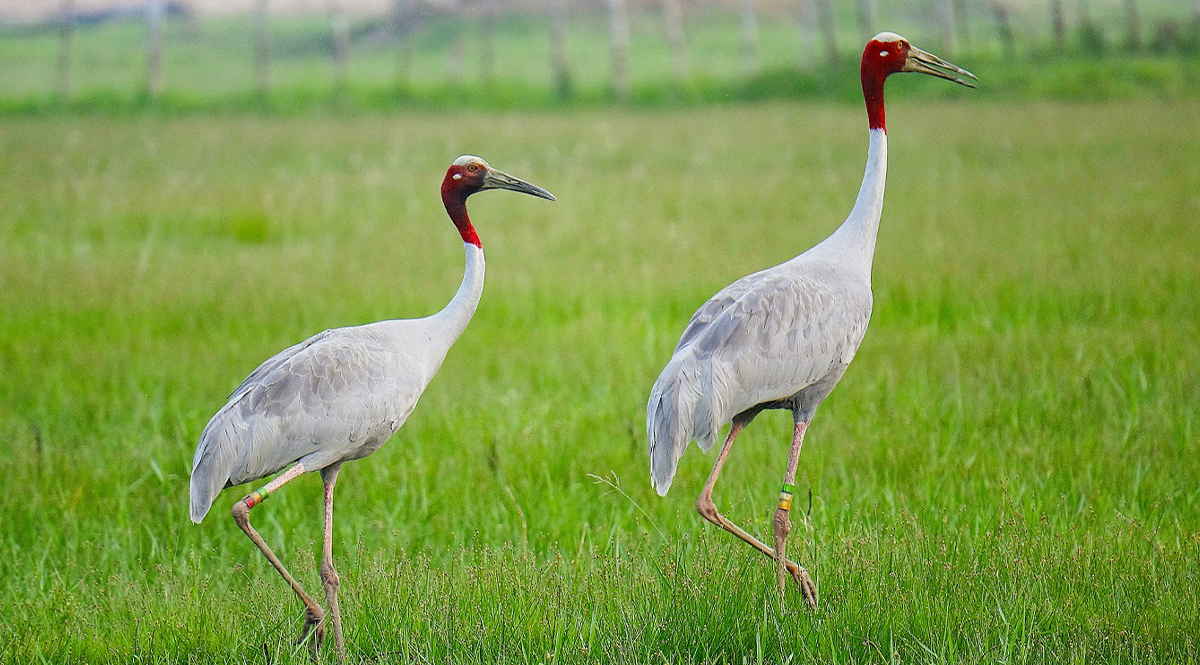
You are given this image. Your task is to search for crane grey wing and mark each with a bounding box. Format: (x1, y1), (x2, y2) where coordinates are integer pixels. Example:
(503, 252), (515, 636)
(189, 331), (422, 523)
(673, 271), (767, 352)
(225, 330), (333, 402)
(648, 265), (870, 495)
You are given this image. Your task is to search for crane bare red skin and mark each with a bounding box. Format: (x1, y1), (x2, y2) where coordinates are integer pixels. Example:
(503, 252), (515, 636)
(860, 37), (910, 132)
(441, 163), (485, 247)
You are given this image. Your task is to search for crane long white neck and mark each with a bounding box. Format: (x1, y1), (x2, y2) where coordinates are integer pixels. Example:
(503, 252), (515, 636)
(434, 241), (486, 338)
(819, 128), (887, 273)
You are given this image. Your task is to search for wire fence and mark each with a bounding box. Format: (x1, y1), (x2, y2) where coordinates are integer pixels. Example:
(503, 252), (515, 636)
(1, 0), (1198, 108)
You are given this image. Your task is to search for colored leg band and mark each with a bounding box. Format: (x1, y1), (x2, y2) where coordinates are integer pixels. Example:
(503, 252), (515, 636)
(243, 487), (271, 509)
(778, 484), (794, 512)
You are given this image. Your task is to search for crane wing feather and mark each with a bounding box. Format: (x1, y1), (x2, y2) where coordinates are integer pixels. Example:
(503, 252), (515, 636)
(190, 326), (426, 522)
(648, 259), (871, 495)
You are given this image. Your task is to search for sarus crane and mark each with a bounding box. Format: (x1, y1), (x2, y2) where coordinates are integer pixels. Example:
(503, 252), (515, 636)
(189, 156), (554, 660)
(646, 33), (976, 609)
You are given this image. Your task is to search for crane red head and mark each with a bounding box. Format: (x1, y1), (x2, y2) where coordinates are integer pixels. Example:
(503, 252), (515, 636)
(860, 32), (977, 131)
(440, 155), (556, 247)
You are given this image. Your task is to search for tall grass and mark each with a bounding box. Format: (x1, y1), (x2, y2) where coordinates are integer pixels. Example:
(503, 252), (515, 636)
(0, 100), (1197, 662)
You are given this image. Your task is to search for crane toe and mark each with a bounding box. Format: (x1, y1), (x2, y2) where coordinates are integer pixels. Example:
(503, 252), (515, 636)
(297, 605), (327, 654)
(789, 566), (819, 611)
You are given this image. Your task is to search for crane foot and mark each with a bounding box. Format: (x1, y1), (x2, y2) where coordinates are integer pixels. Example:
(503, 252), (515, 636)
(297, 605), (327, 659)
(788, 566), (819, 611)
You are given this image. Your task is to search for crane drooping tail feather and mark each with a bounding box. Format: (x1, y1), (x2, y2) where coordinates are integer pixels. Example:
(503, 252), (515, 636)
(189, 417), (241, 523)
(647, 352), (721, 496)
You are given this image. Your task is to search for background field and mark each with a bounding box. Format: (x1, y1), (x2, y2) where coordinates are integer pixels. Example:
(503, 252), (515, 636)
(1, 97), (1198, 662)
(4, 1), (1200, 111)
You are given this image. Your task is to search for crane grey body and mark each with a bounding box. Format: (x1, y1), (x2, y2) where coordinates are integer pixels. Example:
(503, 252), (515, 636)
(646, 32), (975, 609)
(188, 155), (554, 661)
(647, 245), (873, 494)
(191, 319), (447, 523)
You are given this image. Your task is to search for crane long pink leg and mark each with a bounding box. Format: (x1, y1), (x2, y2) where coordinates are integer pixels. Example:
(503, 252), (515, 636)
(230, 462), (327, 653)
(773, 422), (816, 608)
(695, 422), (817, 609)
(320, 463), (346, 664)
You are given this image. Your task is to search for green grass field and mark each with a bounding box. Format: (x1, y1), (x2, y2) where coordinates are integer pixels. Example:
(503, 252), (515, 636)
(1, 99), (1198, 662)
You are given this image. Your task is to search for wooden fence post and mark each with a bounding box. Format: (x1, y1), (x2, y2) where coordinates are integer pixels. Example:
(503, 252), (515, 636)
(989, 3), (1014, 56)
(448, 28), (465, 85)
(146, 0), (163, 98)
(954, 0), (970, 52)
(1050, 0), (1066, 53)
(796, 0), (814, 67)
(607, 0), (630, 100)
(550, 0), (571, 97)
(328, 0), (350, 90)
(1124, 0), (1141, 51)
(816, 0), (838, 63)
(856, 0), (875, 41)
(255, 0), (270, 97)
(940, 0), (956, 56)
(480, 5), (496, 89)
(741, 0), (759, 76)
(663, 0), (687, 80)
(392, 0), (412, 87)
(58, 0), (74, 99)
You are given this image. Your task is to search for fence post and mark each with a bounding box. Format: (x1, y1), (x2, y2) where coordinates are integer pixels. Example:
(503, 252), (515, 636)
(448, 27), (465, 85)
(1050, 0), (1066, 53)
(58, 0), (74, 100)
(989, 3), (1014, 57)
(741, 0), (759, 76)
(816, 0), (838, 63)
(480, 5), (496, 90)
(796, 0), (814, 67)
(663, 0), (687, 80)
(1124, 0), (1141, 51)
(856, 0), (874, 41)
(607, 0), (630, 100)
(146, 0), (163, 98)
(954, 0), (970, 52)
(255, 0), (271, 97)
(550, 0), (571, 97)
(939, 0), (956, 56)
(392, 0), (412, 87)
(329, 0), (350, 90)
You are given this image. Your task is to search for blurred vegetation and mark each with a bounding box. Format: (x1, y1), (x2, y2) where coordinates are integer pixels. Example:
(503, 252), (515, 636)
(1, 5), (1200, 114)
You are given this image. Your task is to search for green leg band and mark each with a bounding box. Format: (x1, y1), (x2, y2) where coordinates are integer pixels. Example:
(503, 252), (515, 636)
(778, 482), (795, 511)
(243, 486), (271, 509)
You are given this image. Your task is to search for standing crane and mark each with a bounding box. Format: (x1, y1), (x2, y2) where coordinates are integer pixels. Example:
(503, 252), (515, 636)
(189, 156), (554, 661)
(646, 33), (976, 609)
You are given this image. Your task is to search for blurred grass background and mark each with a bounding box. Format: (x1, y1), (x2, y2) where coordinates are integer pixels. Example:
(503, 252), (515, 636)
(2, 1), (1200, 111)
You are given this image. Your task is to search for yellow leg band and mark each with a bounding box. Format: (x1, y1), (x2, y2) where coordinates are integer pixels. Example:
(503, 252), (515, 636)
(242, 487), (270, 510)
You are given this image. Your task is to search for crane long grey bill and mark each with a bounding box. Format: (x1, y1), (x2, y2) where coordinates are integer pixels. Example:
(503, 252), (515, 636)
(481, 169), (557, 201)
(901, 47), (978, 88)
